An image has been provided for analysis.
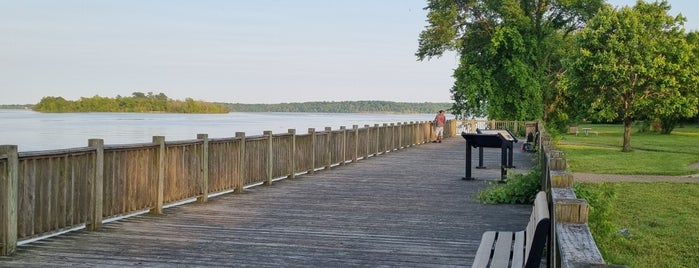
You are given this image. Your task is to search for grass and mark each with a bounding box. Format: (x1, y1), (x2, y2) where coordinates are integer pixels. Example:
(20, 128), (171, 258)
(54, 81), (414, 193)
(558, 123), (699, 267)
(558, 123), (699, 175)
(576, 182), (699, 267)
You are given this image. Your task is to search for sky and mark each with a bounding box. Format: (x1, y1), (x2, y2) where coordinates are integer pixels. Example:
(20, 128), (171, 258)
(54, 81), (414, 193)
(1, 1), (697, 105)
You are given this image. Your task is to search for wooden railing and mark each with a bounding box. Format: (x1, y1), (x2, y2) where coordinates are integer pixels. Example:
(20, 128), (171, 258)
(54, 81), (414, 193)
(0, 119), (458, 256)
(1, 118), (611, 266)
(537, 123), (616, 267)
(456, 119), (529, 137)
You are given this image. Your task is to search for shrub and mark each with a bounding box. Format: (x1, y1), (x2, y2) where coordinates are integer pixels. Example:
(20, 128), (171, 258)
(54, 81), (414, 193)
(477, 166), (541, 204)
(574, 182), (619, 243)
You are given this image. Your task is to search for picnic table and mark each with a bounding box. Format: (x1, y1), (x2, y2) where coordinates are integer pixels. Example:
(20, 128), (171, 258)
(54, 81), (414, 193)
(577, 128), (598, 136)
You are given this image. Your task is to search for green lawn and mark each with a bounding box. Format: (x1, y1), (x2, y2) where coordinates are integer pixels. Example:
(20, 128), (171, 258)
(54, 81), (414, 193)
(577, 182), (699, 267)
(556, 123), (699, 267)
(558, 123), (699, 175)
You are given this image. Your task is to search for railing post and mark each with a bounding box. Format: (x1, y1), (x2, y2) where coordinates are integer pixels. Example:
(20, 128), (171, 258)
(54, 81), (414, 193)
(382, 123), (389, 152)
(425, 121), (430, 143)
(325, 127), (332, 169)
(410, 121), (416, 146)
(87, 139), (104, 231)
(288, 129), (296, 179)
(398, 122), (407, 149)
(374, 124), (380, 156)
(151, 136), (165, 215)
(549, 151), (567, 171)
(235, 132), (246, 193)
(419, 121), (424, 144)
(352, 125), (359, 162)
(412, 121), (417, 146)
(364, 125), (370, 159)
(340, 126), (347, 166)
(196, 134), (209, 202)
(451, 119), (457, 137)
(0, 145), (18, 256)
(308, 128), (316, 174)
(264, 131), (273, 185)
(390, 123), (396, 151)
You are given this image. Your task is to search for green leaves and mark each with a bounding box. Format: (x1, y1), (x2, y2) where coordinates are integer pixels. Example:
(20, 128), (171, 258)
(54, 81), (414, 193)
(566, 0), (698, 144)
(477, 166), (542, 204)
(417, 0), (604, 121)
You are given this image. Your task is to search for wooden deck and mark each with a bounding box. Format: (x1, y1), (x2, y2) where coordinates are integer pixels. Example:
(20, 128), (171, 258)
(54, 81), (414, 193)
(1, 137), (536, 267)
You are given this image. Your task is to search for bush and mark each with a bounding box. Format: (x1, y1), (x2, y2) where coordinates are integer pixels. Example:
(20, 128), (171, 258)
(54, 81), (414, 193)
(477, 166), (541, 204)
(573, 182), (618, 243)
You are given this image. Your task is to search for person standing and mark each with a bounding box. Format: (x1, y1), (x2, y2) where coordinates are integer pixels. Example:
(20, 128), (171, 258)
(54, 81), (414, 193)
(433, 110), (446, 143)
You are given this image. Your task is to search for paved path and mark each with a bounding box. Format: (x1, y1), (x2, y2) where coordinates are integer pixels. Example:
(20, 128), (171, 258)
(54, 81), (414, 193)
(573, 173), (699, 183)
(1, 137), (536, 267)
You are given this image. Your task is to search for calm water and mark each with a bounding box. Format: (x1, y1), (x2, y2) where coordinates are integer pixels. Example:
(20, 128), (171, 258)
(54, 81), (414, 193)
(1, 109), (447, 152)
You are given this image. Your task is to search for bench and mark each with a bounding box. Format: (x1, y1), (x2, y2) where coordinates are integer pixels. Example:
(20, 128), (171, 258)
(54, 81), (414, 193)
(472, 191), (550, 268)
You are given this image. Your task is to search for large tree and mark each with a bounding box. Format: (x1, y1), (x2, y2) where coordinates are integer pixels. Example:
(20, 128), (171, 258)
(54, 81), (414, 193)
(416, 0), (603, 121)
(566, 1), (698, 152)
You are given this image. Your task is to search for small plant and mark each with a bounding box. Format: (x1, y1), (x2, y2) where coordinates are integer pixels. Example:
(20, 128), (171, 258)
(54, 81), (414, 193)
(574, 182), (619, 244)
(477, 166), (542, 204)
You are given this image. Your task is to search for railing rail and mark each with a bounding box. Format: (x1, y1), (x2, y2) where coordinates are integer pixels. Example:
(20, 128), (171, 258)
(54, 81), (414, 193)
(0, 119), (457, 256)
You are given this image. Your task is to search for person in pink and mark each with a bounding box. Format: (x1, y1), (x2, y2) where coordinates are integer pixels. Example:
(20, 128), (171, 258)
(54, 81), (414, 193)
(434, 110), (446, 143)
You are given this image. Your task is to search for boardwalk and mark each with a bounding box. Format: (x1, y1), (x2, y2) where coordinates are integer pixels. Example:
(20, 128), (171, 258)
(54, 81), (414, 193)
(1, 137), (535, 267)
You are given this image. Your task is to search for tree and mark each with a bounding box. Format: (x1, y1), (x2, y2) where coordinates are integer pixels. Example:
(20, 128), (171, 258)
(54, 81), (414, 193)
(416, 0), (603, 121)
(32, 93), (229, 114)
(566, 1), (698, 151)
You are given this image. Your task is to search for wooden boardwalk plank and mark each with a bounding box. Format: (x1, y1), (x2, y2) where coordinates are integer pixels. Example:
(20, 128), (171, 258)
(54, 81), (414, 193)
(1, 137), (535, 267)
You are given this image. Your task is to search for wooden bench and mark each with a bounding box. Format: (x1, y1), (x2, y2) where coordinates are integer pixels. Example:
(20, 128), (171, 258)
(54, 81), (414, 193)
(472, 191), (550, 268)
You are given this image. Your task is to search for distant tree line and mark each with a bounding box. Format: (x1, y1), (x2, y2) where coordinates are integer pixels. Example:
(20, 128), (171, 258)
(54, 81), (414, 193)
(23, 94), (449, 114)
(0, 104), (32, 109)
(32, 92), (229, 113)
(224, 101), (450, 114)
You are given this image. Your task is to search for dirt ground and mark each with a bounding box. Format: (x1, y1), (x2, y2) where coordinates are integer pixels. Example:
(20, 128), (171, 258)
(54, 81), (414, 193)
(573, 162), (699, 183)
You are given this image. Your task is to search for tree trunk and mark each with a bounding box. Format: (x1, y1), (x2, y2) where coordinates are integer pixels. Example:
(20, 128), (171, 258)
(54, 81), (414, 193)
(622, 118), (633, 152)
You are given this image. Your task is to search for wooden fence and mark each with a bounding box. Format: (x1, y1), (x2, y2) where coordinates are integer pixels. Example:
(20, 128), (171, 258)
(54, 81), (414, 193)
(456, 119), (529, 137)
(0, 119), (457, 255)
(538, 124), (614, 267)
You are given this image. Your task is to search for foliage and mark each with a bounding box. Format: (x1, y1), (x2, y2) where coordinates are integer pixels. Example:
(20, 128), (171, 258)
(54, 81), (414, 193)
(574, 182), (618, 244)
(576, 182), (699, 267)
(557, 123), (699, 175)
(0, 104), (33, 109)
(477, 166), (541, 204)
(24, 99), (453, 114)
(565, 1), (699, 151)
(225, 101), (451, 114)
(416, 0), (603, 121)
(32, 92), (229, 114)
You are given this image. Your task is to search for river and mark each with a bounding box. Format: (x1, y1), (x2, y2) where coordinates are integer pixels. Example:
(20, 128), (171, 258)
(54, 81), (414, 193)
(0, 109), (448, 152)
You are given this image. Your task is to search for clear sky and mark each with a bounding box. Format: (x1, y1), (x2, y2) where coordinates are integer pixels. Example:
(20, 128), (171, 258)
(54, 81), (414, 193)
(2, 1), (697, 105)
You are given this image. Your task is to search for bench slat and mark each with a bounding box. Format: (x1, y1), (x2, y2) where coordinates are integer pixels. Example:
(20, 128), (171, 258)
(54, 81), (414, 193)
(511, 231), (525, 268)
(490, 232), (514, 268)
(472, 231), (497, 268)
